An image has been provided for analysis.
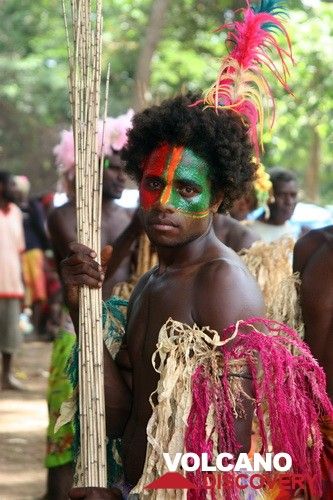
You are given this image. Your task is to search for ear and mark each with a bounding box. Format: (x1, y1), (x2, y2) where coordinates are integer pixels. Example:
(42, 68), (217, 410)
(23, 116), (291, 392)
(210, 191), (224, 214)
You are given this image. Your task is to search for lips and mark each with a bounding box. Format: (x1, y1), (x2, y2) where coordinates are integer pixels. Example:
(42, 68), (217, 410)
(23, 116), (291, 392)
(149, 217), (179, 232)
(149, 218), (178, 227)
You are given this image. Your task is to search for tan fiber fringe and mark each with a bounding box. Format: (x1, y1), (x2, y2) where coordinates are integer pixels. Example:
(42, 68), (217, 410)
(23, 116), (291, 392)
(131, 319), (247, 498)
(239, 236), (304, 337)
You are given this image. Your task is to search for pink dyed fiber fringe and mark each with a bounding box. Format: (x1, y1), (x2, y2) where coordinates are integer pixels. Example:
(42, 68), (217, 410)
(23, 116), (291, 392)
(185, 317), (333, 499)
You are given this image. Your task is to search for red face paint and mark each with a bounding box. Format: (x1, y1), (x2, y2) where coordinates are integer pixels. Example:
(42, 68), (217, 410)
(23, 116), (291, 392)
(140, 144), (172, 210)
(140, 144), (212, 218)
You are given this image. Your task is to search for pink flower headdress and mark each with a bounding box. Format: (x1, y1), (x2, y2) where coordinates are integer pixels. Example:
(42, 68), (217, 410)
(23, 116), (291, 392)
(53, 109), (134, 180)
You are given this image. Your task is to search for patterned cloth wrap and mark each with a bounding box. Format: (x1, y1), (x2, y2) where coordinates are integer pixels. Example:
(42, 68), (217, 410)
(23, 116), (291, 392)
(64, 296), (128, 487)
(45, 315), (76, 468)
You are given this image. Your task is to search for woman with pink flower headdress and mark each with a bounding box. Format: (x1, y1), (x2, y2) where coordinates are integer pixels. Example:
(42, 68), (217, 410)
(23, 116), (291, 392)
(45, 110), (142, 500)
(53, 110), (134, 199)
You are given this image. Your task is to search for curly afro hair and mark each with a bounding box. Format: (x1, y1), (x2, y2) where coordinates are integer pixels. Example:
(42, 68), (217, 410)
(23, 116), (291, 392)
(122, 94), (257, 212)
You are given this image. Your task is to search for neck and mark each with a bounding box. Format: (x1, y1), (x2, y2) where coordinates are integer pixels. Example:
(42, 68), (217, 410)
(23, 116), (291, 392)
(156, 223), (217, 272)
(0, 198), (9, 210)
(266, 217), (287, 226)
(259, 213), (286, 226)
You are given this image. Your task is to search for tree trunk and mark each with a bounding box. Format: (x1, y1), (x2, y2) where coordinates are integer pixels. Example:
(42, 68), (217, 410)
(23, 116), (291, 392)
(133, 0), (172, 111)
(305, 126), (321, 203)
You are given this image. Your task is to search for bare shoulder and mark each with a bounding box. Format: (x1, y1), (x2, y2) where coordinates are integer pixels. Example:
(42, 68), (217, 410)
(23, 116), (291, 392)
(193, 255), (265, 333)
(113, 204), (133, 220)
(48, 201), (75, 229)
(213, 214), (259, 251)
(47, 201), (76, 256)
(293, 225), (333, 275)
(302, 238), (333, 302)
(124, 207), (136, 217)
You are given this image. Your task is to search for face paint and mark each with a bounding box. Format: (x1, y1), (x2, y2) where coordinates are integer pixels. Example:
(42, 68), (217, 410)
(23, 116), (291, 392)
(103, 157), (111, 169)
(140, 144), (170, 210)
(140, 144), (212, 218)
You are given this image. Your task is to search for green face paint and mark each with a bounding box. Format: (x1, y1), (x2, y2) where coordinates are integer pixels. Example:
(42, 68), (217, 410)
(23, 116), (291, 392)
(103, 157), (111, 169)
(140, 145), (212, 218)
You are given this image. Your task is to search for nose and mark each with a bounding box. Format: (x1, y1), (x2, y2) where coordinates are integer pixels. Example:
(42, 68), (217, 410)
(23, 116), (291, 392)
(152, 197), (176, 214)
(285, 194), (295, 206)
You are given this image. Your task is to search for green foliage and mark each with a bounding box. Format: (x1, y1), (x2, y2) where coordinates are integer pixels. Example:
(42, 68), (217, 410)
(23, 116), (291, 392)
(262, 4), (333, 203)
(0, 0), (333, 201)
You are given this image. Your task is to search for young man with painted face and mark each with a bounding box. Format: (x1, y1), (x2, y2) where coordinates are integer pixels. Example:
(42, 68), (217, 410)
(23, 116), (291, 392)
(63, 96), (261, 498)
(61, 96), (332, 500)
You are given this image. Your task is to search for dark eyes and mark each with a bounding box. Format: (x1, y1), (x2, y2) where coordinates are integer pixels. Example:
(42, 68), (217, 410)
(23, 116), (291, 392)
(143, 178), (199, 198)
(145, 179), (163, 190)
(177, 185), (199, 198)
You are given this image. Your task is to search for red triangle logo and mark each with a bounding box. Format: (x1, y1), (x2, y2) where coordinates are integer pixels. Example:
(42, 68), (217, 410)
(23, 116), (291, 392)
(145, 472), (197, 490)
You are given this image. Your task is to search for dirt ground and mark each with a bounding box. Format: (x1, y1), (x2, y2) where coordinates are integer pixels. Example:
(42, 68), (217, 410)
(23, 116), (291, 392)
(0, 340), (52, 500)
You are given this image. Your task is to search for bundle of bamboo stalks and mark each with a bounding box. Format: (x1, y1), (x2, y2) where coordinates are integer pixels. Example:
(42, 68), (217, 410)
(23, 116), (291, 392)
(63, 0), (108, 487)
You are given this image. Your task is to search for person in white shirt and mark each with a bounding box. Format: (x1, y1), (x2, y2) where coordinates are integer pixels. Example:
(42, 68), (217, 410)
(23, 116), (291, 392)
(251, 167), (299, 243)
(0, 171), (25, 390)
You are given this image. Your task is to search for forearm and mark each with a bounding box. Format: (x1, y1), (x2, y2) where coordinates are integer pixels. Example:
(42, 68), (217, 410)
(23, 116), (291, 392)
(104, 345), (132, 438)
(68, 305), (79, 335)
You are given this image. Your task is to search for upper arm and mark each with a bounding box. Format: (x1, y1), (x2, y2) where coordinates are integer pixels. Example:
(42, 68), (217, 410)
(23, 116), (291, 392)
(235, 227), (260, 252)
(18, 208), (25, 252)
(293, 230), (323, 275)
(114, 270), (153, 381)
(115, 340), (133, 390)
(193, 260), (264, 453)
(48, 207), (76, 261)
(301, 244), (333, 357)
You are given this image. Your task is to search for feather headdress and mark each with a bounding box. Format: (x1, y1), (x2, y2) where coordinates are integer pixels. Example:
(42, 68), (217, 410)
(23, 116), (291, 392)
(53, 110), (134, 177)
(204, 0), (293, 155)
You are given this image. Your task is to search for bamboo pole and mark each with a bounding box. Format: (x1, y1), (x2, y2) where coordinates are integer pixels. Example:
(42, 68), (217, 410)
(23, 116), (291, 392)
(63, 0), (107, 486)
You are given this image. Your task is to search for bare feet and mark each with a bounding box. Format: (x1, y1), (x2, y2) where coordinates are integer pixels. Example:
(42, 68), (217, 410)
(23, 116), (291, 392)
(1, 374), (27, 391)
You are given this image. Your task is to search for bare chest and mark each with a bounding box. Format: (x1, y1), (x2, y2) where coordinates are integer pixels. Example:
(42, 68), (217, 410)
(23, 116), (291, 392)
(126, 272), (195, 366)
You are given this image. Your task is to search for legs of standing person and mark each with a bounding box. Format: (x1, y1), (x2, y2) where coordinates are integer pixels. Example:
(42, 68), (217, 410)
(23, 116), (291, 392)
(1, 351), (12, 388)
(0, 298), (24, 390)
(1, 353), (25, 390)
